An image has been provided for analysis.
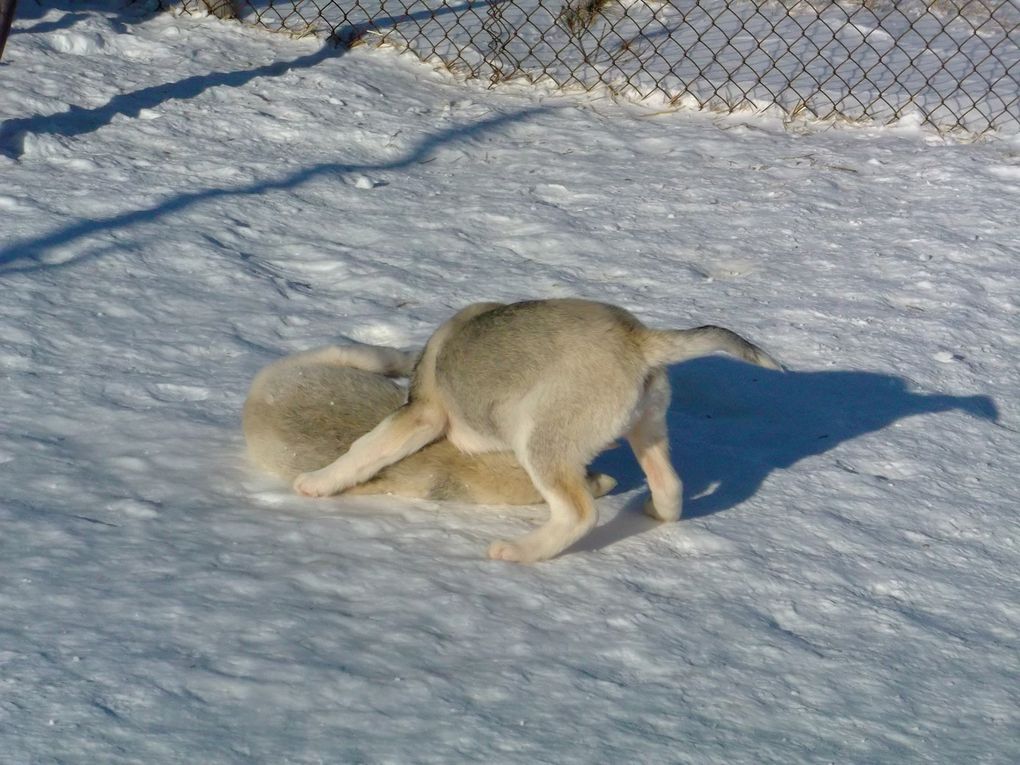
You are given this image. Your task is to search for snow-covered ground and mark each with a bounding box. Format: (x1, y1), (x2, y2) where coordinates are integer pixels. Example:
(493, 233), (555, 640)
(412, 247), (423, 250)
(2, 2), (1019, 762)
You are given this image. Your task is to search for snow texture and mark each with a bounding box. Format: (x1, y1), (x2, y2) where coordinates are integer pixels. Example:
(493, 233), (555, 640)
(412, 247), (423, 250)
(1, 2), (1019, 763)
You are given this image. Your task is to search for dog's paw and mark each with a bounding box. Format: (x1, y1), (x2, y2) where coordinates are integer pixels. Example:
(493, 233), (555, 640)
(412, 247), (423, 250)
(587, 472), (618, 498)
(487, 539), (527, 562)
(293, 469), (339, 497)
(643, 494), (681, 523)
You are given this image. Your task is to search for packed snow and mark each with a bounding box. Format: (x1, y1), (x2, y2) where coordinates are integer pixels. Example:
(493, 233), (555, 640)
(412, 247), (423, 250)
(1, 2), (1019, 763)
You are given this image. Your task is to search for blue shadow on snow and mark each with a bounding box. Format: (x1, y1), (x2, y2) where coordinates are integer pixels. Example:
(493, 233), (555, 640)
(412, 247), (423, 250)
(0, 105), (548, 272)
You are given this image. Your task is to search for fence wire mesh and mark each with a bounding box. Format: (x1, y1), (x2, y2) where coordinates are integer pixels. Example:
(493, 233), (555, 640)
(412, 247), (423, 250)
(176, 0), (1019, 134)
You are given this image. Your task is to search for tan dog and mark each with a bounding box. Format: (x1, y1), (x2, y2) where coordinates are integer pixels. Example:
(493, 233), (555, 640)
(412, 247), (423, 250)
(243, 344), (616, 503)
(293, 299), (782, 562)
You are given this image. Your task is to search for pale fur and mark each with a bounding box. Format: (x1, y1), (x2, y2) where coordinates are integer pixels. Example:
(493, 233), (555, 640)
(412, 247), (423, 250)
(242, 344), (617, 504)
(293, 299), (782, 562)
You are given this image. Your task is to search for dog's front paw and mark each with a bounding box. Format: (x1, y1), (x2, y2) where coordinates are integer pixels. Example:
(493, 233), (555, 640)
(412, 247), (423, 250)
(293, 469), (339, 497)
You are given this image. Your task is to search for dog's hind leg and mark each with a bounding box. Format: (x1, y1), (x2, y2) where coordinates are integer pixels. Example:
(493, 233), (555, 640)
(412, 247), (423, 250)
(627, 368), (682, 522)
(488, 457), (598, 563)
(293, 402), (445, 497)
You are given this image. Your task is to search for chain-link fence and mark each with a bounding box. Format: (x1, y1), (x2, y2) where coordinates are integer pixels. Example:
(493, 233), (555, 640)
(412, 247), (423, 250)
(176, 0), (1019, 135)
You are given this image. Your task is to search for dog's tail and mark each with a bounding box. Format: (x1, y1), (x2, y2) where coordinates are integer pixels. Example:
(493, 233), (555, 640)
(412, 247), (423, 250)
(642, 326), (784, 371)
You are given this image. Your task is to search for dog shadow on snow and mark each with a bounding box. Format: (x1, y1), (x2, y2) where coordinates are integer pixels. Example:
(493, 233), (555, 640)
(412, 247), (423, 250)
(573, 357), (998, 554)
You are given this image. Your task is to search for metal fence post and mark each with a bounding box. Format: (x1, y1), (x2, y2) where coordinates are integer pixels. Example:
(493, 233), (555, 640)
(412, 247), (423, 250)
(0, 0), (18, 61)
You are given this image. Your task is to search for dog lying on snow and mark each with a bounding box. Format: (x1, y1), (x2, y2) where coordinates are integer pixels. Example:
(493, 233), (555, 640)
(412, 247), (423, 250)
(243, 343), (618, 503)
(291, 298), (782, 563)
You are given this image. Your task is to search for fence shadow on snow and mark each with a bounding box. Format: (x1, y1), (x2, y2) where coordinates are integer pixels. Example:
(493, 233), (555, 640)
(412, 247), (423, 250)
(0, 105), (548, 272)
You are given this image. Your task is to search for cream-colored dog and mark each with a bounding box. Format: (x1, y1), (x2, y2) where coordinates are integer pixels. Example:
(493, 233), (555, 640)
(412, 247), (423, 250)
(293, 299), (782, 562)
(243, 343), (616, 503)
